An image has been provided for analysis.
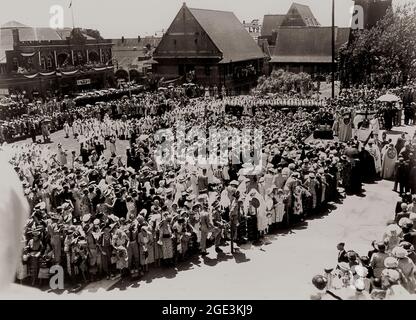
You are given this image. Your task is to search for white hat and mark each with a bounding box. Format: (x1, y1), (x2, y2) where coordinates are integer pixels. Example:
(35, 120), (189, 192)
(354, 265), (368, 278)
(384, 257), (399, 268)
(354, 279), (365, 291)
(392, 246), (408, 259)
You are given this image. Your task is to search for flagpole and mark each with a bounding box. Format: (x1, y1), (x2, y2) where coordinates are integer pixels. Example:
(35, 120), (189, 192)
(70, 0), (75, 29)
(331, 0), (335, 99)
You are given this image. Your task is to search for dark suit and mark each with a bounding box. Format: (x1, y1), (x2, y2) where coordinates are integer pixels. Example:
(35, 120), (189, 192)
(337, 249), (349, 263)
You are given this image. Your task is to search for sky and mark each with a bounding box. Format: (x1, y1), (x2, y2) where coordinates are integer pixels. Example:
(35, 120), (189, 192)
(0, 0), (410, 38)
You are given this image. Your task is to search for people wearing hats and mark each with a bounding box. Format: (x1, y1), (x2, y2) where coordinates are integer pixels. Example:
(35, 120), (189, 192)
(126, 222), (141, 277)
(85, 221), (100, 281)
(304, 172), (318, 215)
(199, 203), (222, 255)
(310, 275), (341, 300)
(365, 138), (382, 177)
(47, 214), (63, 265)
(138, 225), (155, 273)
(346, 278), (371, 300)
(370, 242), (389, 279)
(392, 246), (416, 293)
(381, 143), (397, 180)
(197, 168), (209, 195)
(158, 218), (174, 266)
(395, 203), (410, 223)
(98, 223), (113, 280)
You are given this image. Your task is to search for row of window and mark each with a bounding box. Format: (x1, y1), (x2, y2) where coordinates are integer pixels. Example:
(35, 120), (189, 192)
(11, 50), (107, 72)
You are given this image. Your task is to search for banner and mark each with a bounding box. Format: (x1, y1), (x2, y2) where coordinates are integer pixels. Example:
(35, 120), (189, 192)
(39, 71), (56, 76)
(20, 52), (36, 57)
(93, 67), (107, 71)
(23, 73), (39, 79)
(60, 70), (79, 75)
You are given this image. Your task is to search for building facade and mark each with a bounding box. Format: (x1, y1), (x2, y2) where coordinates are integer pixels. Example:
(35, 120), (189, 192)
(0, 23), (114, 99)
(153, 3), (266, 94)
(243, 19), (262, 41)
(270, 27), (350, 76)
(111, 36), (161, 84)
(259, 3), (350, 76)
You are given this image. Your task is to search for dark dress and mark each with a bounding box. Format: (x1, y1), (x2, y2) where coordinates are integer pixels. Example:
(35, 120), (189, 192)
(350, 158), (362, 194)
(113, 197), (128, 219)
(359, 150), (377, 183)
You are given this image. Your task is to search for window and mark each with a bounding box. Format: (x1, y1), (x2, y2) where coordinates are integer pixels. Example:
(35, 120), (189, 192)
(41, 57), (46, 70)
(173, 39), (177, 46)
(47, 56), (53, 69)
(194, 38), (198, 45)
(12, 57), (19, 70)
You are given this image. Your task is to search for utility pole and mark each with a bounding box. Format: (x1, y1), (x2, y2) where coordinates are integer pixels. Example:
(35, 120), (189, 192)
(331, 0), (335, 99)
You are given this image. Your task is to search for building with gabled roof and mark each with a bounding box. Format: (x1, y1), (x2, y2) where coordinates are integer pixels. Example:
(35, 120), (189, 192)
(259, 2), (320, 45)
(110, 36), (161, 82)
(257, 2), (352, 77)
(269, 26), (350, 75)
(260, 14), (286, 44)
(281, 2), (320, 27)
(153, 3), (266, 94)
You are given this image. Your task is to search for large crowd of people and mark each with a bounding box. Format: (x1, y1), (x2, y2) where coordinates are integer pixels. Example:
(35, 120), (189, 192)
(1, 82), (415, 297)
(310, 85), (416, 300)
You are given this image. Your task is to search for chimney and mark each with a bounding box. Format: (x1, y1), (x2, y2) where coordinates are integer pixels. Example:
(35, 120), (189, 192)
(12, 28), (20, 47)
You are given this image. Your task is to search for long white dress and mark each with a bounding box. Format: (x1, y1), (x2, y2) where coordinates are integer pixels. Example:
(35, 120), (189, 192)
(381, 146), (397, 180)
(243, 189), (267, 233)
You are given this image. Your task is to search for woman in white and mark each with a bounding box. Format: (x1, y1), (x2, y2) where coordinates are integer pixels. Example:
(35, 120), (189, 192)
(265, 187), (276, 228)
(72, 120), (80, 137)
(370, 117), (380, 141)
(244, 188), (268, 236)
(274, 189), (286, 224)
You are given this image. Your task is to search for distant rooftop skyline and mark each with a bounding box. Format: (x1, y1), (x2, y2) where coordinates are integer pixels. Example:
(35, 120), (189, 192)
(0, 0), (408, 39)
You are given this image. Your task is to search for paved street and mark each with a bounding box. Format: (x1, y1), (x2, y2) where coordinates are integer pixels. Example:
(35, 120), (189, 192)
(14, 124), (415, 299)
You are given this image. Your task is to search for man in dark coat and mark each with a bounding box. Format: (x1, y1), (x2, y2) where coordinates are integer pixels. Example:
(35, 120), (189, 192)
(337, 242), (349, 263)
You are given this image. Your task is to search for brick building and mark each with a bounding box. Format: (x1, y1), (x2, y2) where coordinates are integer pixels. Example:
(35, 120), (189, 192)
(0, 21), (114, 99)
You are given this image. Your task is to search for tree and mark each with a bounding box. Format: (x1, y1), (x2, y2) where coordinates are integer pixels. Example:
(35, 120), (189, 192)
(255, 69), (312, 96)
(339, 3), (416, 88)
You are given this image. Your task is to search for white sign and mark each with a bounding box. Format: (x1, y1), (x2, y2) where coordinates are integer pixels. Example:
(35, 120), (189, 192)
(77, 79), (91, 86)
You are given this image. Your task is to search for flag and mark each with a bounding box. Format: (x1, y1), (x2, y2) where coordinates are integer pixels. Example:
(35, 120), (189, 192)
(69, 1), (72, 8)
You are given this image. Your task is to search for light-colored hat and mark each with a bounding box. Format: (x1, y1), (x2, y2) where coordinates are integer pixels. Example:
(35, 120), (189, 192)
(354, 279), (365, 291)
(382, 269), (401, 283)
(392, 246), (408, 259)
(354, 265), (368, 278)
(384, 256), (399, 269)
(229, 180), (239, 186)
(338, 262), (350, 272)
(398, 217), (413, 228)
